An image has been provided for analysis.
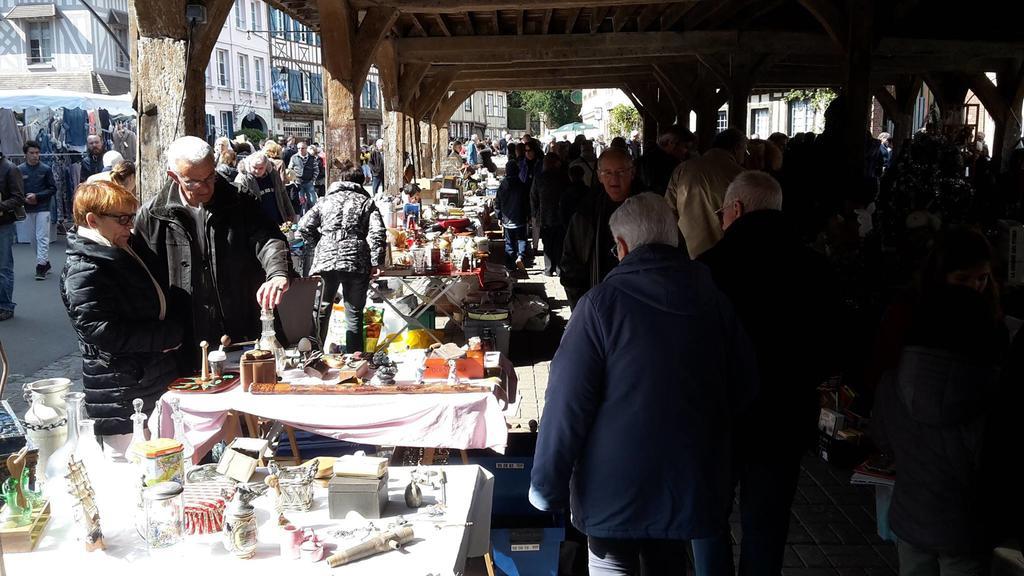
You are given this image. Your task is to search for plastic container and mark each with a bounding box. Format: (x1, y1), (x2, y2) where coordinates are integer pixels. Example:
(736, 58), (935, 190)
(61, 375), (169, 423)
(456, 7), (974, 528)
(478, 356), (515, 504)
(323, 302), (347, 354)
(490, 515), (565, 576)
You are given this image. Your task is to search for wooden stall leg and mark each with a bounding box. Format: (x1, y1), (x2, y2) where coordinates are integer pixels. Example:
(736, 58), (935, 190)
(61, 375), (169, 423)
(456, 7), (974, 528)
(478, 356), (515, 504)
(460, 449), (469, 465)
(286, 426), (301, 463)
(484, 550), (496, 576)
(421, 448), (436, 465)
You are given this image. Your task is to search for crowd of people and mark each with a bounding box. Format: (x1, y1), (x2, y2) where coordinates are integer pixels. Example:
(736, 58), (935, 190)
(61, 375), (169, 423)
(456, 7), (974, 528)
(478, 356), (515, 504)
(0, 97), (1022, 575)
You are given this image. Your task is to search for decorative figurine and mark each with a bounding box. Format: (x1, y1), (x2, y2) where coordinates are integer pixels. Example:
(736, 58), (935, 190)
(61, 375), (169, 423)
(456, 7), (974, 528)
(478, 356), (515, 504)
(446, 359), (460, 386)
(404, 479), (422, 508)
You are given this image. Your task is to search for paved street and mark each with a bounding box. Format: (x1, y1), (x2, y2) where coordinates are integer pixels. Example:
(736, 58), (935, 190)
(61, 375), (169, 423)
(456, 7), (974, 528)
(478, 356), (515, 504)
(1, 229), (80, 414)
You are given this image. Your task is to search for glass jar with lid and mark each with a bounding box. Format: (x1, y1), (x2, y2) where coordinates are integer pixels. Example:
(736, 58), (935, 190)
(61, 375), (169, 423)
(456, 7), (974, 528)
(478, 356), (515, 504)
(143, 481), (184, 552)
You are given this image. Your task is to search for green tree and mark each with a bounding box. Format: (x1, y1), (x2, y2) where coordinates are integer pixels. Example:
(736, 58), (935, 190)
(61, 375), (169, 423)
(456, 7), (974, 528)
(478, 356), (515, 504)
(608, 104), (640, 138)
(509, 90), (581, 129)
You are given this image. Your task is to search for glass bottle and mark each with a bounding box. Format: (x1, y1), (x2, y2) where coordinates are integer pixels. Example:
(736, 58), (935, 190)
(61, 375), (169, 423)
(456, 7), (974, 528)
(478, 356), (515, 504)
(257, 307), (286, 371)
(43, 391), (84, 498)
(168, 397), (195, 473)
(127, 398), (148, 464)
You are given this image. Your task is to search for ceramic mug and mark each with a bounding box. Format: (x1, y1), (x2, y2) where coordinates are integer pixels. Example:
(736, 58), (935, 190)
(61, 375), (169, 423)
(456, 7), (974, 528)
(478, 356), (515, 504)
(280, 524), (302, 560)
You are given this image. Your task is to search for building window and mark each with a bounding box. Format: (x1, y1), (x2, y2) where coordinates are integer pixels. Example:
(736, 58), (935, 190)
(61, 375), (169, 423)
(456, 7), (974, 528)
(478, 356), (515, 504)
(220, 110), (235, 138)
(234, 0), (246, 29)
(115, 26), (129, 70)
(464, 98), (472, 112)
(249, 0), (261, 30)
(283, 121), (313, 142)
(270, 9), (284, 38)
(498, 95), (505, 116)
(486, 93), (493, 116)
(205, 63), (211, 87)
(26, 20), (54, 64)
(216, 49), (230, 87)
(716, 110), (728, 133)
(238, 54), (249, 90)
(254, 57), (265, 92)
(362, 67), (379, 110)
(367, 124), (380, 141)
(751, 108), (770, 138)
(302, 72), (311, 102)
(206, 114), (217, 141)
(788, 99), (815, 134)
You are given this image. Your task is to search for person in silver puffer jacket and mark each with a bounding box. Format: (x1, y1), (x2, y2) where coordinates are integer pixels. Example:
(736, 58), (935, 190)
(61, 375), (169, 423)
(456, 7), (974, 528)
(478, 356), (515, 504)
(298, 163), (386, 350)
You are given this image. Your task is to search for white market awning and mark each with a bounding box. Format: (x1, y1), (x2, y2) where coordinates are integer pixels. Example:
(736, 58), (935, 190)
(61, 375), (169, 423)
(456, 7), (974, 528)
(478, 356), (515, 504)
(0, 88), (135, 116)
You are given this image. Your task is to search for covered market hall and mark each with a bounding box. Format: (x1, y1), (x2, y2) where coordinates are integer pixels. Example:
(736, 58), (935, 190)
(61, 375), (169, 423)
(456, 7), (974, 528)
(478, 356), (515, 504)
(3, 0), (1023, 575)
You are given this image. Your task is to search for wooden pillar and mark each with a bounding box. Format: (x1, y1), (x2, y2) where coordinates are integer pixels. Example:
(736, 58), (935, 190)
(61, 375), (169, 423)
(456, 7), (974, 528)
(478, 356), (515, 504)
(842, 0), (872, 186)
(992, 62), (1024, 172)
(642, 111), (658, 151)
(728, 84), (751, 134)
(436, 125), (449, 172)
(130, 0), (231, 201)
(382, 109), (405, 194)
(318, 1), (398, 181)
(699, 54), (768, 135)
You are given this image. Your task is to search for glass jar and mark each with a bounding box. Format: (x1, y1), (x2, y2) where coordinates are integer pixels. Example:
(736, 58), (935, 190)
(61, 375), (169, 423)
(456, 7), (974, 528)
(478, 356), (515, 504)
(143, 481), (184, 552)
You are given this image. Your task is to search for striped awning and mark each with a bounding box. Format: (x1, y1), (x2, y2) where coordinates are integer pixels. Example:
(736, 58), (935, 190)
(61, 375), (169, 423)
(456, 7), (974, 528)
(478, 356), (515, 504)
(4, 3), (57, 20)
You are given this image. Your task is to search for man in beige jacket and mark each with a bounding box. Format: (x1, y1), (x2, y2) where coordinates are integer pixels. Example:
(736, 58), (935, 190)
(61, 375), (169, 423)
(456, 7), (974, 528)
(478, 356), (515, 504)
(665, 128), (747, 257)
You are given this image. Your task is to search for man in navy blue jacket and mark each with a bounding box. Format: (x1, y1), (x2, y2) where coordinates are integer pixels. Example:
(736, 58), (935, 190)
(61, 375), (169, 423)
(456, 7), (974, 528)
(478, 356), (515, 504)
(530, 192), (758, 576)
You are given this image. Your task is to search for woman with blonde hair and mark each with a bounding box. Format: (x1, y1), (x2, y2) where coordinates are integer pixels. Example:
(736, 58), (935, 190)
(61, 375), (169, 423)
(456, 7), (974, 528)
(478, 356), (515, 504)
(59, 181), (181, 460)
(109, 160), (136, 196)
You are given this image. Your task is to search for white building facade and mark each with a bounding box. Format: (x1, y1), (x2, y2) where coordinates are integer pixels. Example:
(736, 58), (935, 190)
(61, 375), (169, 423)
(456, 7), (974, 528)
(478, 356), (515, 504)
(0, 0), (130, 94)
(449, 90), (507, 141)
(204, 0), (274, 142)
(580, 88), (635, 139)
(267, 5), (323, 143)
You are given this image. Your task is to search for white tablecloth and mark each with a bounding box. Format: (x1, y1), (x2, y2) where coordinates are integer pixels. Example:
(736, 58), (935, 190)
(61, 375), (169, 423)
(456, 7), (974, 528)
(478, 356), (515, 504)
(150, 384), (509, 462)
(6, 465), (494, 575)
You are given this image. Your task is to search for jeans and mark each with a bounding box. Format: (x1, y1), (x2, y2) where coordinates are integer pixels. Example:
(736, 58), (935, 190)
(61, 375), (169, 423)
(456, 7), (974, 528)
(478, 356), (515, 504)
(299, 181), (317, 214)
(587, 536), (690, 576)
(896, 540), (988, 576)
(0, 224), (15, 312)
(540, 225), (564, 274)
(503, 226), (529, 269)
(691, 450), (804, 576)
(319, 270), (370, 353)
(371, 175), (383, 197)
(25, 211), (50, 265)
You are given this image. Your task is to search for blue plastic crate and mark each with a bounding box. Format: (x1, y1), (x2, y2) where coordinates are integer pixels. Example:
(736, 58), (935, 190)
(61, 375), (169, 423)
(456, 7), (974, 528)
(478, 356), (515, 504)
(466, 432), (541, 517)
(491, 525), (564, 576)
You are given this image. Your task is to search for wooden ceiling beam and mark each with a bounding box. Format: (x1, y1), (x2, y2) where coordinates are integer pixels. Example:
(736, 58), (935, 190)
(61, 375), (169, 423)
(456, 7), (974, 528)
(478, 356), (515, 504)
(433, 89), (474, 126)
(516, 9), (524, 35)
(465, 12), (476, 35)
(398, 62), (431, 108)
(541, 8), (553, 34)
(635, 4), (665, 32)
(434, 13), (451, 36)
(797, 0), (846, 50)
(349, 0), (683, 12)
(591, 6), (612, 33)
(396, 31), (836, 63)
(612, 5), (638, 32)
(453, 66), (649, 81)
(565, 7), (581, 33)
(660, 2), (697, 31)
(450, 78), (631, 90)
(408, 13), (428, 36)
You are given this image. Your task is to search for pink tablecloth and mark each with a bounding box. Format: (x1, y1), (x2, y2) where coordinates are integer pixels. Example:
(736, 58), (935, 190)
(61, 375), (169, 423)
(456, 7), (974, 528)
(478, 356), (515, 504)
(150, 385), (509, 461)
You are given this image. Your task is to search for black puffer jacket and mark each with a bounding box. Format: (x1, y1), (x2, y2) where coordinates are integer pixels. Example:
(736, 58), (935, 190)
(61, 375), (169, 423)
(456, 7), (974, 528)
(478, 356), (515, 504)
(60, 231), (182, 435)
(298, 180), (386, 275)
(530, 168), (569, 228)
(133, 175), (290, 368)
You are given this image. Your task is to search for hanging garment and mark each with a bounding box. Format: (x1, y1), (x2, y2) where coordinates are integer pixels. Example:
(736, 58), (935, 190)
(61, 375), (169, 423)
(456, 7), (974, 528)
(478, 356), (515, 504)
(0, 108), (24, 156)
(88, 110), (97, 136)
(63, 108), (89, 148)
(112, 124), (137, 162)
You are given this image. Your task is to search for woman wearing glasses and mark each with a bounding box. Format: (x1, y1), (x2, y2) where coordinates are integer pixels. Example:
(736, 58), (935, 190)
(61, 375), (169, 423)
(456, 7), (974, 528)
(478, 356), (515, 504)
(59, 180), (182, 461)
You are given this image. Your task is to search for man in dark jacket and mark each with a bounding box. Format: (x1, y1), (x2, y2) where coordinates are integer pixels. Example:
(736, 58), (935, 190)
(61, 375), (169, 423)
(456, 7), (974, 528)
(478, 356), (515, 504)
(531, 152), (569, 276)
(281, 135), (298, 167)
(79, 134), (106, 182)
(495, 151), (534, 271)
(368, 139), (385, 196)
(134, 136), (291, 370)
(560, 147), (638, 308)
(696, 171), (840, 576)
(531, 192), (758, 576)
(640, 124), (696, 196)
(0, 150), (24, 321)
(19, 140), (56, 281)
(288, 141), (320, 214)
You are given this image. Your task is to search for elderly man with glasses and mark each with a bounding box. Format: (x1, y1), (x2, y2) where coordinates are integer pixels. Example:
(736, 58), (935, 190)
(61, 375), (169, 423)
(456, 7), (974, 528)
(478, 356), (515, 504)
(532, 193), (758, 576)
(134, 136), (291, 371)
(560, 147), (648, 309)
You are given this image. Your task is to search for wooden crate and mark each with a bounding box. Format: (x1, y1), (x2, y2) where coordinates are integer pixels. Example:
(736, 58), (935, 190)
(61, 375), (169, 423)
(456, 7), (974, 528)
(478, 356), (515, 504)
(0, 500), (51, 553)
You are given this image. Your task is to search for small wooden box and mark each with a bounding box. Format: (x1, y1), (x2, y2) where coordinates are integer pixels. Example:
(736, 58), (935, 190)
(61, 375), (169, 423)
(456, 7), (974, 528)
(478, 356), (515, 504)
(0, 500), (50, 553)
(240, 350), (277, 391)
(215, 437), (270, 483)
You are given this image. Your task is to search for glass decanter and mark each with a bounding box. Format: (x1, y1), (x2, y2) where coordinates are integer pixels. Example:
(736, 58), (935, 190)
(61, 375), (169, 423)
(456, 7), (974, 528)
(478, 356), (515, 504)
(127, 398), (148, 464)
(257, 307), (286, 371)
(43, 391), (84, 529)
(168, 397), (195, 473)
